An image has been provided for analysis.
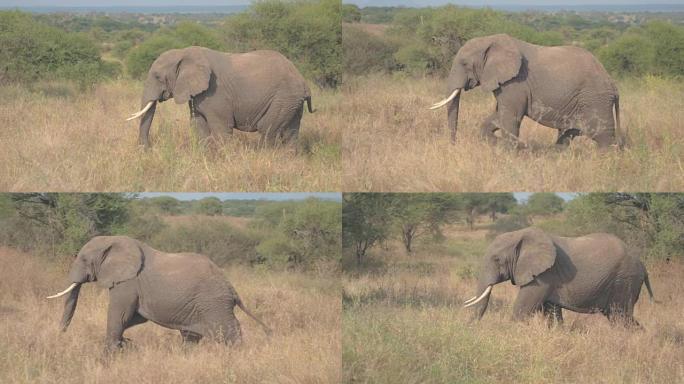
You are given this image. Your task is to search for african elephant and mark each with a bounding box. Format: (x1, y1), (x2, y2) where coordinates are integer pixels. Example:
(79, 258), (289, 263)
(127, 46), (314, 148)
(464, 227), (654, 326)
(47, 236), (270, 352)
(430, 34), (622, 148)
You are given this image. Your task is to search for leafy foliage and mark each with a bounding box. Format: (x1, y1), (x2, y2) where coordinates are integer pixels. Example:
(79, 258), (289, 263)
(253, 198), (341, 268)
(222, 0), (341, 88)
(125, 22), (224, 79)
(0, 11), (120, 87)
(0, 194), (341, 271)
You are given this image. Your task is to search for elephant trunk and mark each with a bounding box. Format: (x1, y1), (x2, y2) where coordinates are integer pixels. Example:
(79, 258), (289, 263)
(447, 91), (461, 144)
(137, 101), (157, 148)
(59, 283), (82, 332)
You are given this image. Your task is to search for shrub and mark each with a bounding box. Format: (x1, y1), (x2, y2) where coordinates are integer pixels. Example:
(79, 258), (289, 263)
(149, 217), (259, 266)
(343, 24), (397, 75)
(125, 23), (224, 79)
(0, 11), (116, 87)
(222, 0), (341, 88)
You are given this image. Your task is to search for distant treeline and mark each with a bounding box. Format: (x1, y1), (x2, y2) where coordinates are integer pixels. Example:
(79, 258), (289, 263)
(343, 193), (684, 266)
(342, 4), (684, 78)
(0, 194), (341, 271)
(0, 0), (341, 88)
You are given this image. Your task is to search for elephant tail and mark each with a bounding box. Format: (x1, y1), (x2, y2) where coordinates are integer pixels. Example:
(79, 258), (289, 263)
(235, 296), (273, 337)
(613, 94), (625, 149)
(643, 271), (656, 304)
(305, 96), (315, 113)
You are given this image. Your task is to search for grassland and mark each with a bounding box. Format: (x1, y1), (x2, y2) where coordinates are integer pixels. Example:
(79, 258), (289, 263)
(0, 247), (340, 384)
(342, 223), (684, 383)
(342, 74), (684, 191)
(0, 81), (341, 192)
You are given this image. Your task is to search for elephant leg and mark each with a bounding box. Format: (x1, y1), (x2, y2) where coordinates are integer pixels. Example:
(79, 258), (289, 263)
(104, 281), (139, 353)
(280, 105), (303, 144)
(479, 113), (499, 144)
(512, 281), (553, 321)
(493, 88), (526, 148)
(191, 113), (211, 144)
(258, 101), (301, 147)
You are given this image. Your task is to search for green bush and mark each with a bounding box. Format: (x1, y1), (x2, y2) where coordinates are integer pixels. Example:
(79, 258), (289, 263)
(125, 22), (224, 79)
(222, 0), (341, 88)
(343, 24), (397, 75)
(598, 33), (654, 77)
(149, 218), (259, 266)
(0, 11), (117, 87)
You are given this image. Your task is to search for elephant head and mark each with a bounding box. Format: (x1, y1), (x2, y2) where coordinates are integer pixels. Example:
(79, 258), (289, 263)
(464, 227), (556, 319)
(430, 34), (522, 143)
(127, 46), (212, 147)
(47, 236), (144, 331)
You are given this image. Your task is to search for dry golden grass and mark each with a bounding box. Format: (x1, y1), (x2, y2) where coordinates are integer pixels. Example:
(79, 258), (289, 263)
(342, 74), (684, 191)
(0, 247), (340, 383)
(343, 227), (684, 383)
(0, 81), (341, 192)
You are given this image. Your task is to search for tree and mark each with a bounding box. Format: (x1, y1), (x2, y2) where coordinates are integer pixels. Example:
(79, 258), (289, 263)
(125, 22), (224, 79)
(148, 196), (181, 215)
(565, 193), (684, 260)
(222, 0), (341, 88)
(525, 193), (565, 217)
(196, 197), (223, 216)
(386, 194), (461, 253)
(0, 11), (118, 87)
(7, 193), (130, 256)
(457, 193), (515, 230)
(342, 4), (362, 23)
(256, 198), (341, 267)
(342, 194), (391, 266)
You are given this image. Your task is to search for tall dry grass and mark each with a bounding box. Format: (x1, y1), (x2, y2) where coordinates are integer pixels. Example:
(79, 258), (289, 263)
(0, 81), (341, 192)
(342, 74), (684, 191)
(343, 226), (684, 383)
(0, 247), (340, 383)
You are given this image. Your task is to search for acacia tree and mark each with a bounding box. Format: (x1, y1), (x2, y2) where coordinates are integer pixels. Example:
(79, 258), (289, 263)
(458, 193), (516, 230)
(342, 194), (391, 265)
(386, 194), (461, 254)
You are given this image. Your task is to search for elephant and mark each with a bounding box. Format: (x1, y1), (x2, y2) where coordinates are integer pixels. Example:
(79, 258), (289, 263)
(47, 236), (270, 352)
(464, 227), (654, 326)
(430, 34), (622, 148)
(126, 46), (314, 148)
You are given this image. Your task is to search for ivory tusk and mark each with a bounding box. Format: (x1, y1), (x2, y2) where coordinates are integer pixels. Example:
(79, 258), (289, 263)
(126, 101), (155, 121)
(429, 89), (460, 110)
(46, 283), (78, 299)
(463, 285), (492, 308)
(463, 295), (477, 304)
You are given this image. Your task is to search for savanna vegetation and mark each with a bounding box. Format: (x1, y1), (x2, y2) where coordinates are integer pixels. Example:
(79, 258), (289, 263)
(342, 5), (684, 191)
(0, 193), (341, 383)
(342, 192), (684, 383)
(0, 0), (342, 191)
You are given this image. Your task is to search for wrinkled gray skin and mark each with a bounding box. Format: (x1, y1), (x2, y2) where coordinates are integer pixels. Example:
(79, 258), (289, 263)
(57, 236), (270, 353)
(442, 34), (621, 148)
(137, 46), (313, 148)
(469, 228), (654, 326)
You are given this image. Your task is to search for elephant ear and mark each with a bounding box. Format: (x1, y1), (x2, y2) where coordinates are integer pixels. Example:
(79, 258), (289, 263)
(480, 35), (522, 92)
(97, 237), (144, 289)
(513, 228), (556, 286)
(173, 47), (211, 105)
